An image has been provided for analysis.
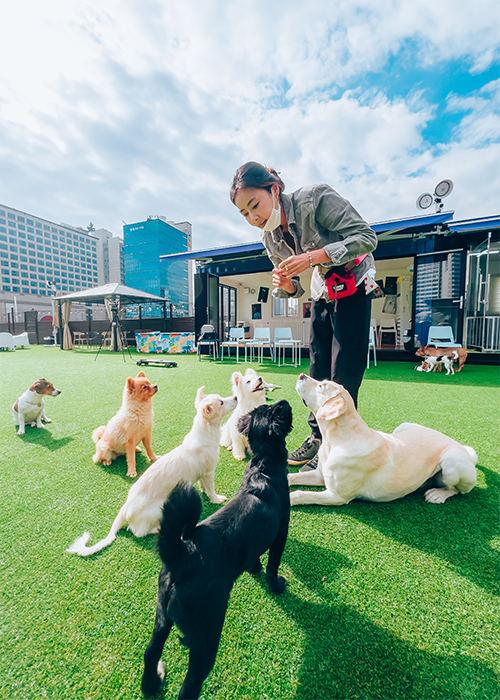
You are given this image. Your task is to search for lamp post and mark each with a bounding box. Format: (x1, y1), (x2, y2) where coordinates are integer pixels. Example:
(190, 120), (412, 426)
(46, 280), (59, 346)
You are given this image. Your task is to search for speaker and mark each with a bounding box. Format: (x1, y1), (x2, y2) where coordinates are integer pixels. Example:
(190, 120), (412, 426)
(258, 286), (269, 303)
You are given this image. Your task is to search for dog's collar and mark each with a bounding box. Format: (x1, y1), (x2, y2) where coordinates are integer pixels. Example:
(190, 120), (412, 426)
(24, 395), (44, 407)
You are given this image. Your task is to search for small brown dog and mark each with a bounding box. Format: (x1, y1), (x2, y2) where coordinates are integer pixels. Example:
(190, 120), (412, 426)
(92, 371), (158, 477)
(416, 345), (468, 372)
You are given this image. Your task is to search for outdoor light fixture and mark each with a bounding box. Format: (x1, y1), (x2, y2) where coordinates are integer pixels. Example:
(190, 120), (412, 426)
(416, 179), (454, 213)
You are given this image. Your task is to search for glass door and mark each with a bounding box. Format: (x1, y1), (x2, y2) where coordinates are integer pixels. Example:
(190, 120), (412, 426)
(207, 273), (219, 331)
(414, 249), (465, 348)
(465, 233), (500, 351)
(219, 284), (237, 341)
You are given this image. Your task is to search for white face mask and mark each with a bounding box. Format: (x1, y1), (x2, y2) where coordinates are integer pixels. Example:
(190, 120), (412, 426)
(262, 200), (281, 232)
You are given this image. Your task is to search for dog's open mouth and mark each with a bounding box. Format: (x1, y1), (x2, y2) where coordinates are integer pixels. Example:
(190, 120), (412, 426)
(253, 380), (265, 392)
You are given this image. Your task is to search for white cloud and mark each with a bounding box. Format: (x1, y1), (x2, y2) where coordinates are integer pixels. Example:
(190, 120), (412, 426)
(0, 0), (498, 249)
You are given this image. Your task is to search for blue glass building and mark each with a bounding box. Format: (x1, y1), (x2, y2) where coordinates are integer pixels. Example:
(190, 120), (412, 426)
(123, 217), (191, 312)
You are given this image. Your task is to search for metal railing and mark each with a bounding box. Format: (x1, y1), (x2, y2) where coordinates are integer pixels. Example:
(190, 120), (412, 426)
(465, 316), (500, 351)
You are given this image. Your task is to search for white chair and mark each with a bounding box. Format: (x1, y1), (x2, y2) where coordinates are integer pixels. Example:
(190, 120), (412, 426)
(379, 318), (397, 346)
(367, 326), (377, 368)
(274, 327), (301, 367)
(220, 327), (246, 362)
(197, 324), (219, 361)
(370, 318), (378, 345)
(12, 332), (30, 348)
(0, 332), (15, 351)
(427, 325), (461, 347)
(245, 327), (273, 363)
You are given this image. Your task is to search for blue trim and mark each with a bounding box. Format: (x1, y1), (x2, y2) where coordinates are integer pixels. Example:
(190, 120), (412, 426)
(159, 212), (456, 263)
(448, 216), (500, 233)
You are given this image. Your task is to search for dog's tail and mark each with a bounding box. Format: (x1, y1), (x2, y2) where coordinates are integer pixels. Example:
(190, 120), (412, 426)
(157, 482), (202, 578)
(66, 506), (127, 556)
(463, 445), (479, 465)
(92, 426), (106, 444)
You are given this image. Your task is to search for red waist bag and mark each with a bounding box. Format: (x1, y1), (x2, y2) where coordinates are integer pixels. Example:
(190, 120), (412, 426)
(325, 254), (367, 301)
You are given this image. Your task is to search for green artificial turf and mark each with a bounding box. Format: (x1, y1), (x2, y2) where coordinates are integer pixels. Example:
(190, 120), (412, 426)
(0, 346), (499, 700)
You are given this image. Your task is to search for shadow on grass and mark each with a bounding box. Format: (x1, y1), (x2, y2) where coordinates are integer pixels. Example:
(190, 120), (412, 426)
(296, 465), (500, 598)
(97, 453), (156, 482)
(18, 428), (74, 451)
(276, 538), (498, 700)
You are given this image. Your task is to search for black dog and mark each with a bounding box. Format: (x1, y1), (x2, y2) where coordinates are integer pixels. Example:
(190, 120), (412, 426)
(141, 399), (293, 699)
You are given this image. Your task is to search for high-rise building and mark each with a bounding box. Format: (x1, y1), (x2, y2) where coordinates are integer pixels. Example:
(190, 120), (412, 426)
(94, 228), (124, 284)
(123, 216), (192, 313)
(0, 203), (99, 310)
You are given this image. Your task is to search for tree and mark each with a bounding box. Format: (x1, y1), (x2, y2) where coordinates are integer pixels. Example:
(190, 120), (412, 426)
(86, 222), (95, 232)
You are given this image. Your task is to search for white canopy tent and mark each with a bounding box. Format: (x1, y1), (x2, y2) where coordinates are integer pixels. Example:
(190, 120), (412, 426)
(55, 283), (167, 351)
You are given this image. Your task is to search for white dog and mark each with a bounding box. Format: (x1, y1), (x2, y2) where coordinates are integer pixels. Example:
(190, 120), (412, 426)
(13, 378), (61, 435)
(67, 387), (237, 556)
(288, 374), (477, 507)
(220, 368), (268, 460)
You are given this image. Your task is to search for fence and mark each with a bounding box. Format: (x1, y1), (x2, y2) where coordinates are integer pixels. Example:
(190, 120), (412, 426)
(465, 316), (500, 352)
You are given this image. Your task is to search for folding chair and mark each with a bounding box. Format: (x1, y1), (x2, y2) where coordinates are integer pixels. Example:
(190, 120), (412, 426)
(220, 327), (246, 362)
(245, 327), (273, 363)
(367, 326), (377, 368)
(274, 327), (301, 367)
(427, 325), (461, 347)
(197, 324), (219, 361)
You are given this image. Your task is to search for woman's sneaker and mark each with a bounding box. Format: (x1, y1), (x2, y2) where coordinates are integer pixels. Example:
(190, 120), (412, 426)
(299, 453), (319, 472)
(287, 435), (321, 465)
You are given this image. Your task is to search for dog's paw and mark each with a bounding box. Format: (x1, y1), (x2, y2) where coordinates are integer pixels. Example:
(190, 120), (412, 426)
(424, 488), (449, 504)
(36, 423), (45, 429)
(43, 417), (52, 423)
(17, 427), (25, 435)
(211, 494), (227, 504)
(141, 661), (165, 696)
(126, 470), (137, 478)
(233, 452), (246, 461)
(267, 575), (286, 595)
(30, 421), (37, 427)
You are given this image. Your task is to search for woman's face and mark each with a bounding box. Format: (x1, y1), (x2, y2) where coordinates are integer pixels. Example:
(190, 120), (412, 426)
(233, 185), (278, 229)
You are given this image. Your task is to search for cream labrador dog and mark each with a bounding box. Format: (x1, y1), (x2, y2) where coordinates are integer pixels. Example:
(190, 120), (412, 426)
(288, 374), (477, 507)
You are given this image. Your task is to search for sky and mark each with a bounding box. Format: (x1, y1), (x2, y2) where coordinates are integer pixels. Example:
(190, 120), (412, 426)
(0, 0), (499, 250)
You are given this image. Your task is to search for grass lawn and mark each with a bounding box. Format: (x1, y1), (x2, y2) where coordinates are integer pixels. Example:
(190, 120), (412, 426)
(1, 346), (499, 700)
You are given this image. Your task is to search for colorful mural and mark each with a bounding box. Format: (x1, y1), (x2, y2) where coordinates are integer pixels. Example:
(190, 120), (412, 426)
(135, 332), (196, 354)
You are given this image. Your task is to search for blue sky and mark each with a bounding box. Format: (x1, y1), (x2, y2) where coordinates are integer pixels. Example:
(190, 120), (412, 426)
(0, 0), (498, 249)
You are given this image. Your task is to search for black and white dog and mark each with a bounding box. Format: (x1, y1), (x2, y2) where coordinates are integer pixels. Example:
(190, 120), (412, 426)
(141, 400), (293, 700)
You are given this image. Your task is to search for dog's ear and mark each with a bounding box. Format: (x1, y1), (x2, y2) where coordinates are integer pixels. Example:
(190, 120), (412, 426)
(136, 370), (146, 378)
(245, 368), (257, 377)
(270, 400), (293, 437)
(202, 400), (214, 420)
(237, 412), (252, 436)
(231, 371), (242, 389)
(316, 393), (346, 422)
(195, 386), (206, 406)
(126, 377), (135, 393)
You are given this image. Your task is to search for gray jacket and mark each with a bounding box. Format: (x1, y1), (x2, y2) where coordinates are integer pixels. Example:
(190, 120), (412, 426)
(261, 183), (377, 301)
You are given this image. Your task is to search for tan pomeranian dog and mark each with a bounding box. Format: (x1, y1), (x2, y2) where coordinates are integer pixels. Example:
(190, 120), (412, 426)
(92, 371), (158, 478)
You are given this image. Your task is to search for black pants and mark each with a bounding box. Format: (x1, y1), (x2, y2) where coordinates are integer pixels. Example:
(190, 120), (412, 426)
(308, 285), (372, 439)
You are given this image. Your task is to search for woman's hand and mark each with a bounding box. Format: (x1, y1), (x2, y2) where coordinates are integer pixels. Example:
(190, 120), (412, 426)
(272, 268), (295, 294)
(278, 253), (311, 279)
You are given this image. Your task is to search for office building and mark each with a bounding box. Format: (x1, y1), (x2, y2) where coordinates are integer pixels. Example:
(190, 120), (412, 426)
(94, 228), (124, 284)
(123, 216), (192, 314)
(0, 202), (99, 317)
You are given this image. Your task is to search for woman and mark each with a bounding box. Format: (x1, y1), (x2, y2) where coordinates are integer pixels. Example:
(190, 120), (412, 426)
(230, 161), (377, 471)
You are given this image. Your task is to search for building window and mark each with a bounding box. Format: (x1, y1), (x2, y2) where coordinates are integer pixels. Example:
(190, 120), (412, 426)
(273, 297), (299, 317)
